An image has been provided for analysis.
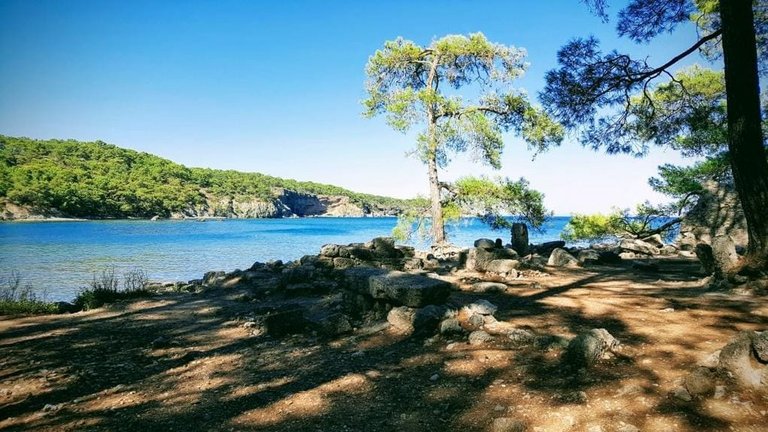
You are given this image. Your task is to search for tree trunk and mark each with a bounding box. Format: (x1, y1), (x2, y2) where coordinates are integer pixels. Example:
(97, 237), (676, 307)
(427, 153), (446, 244)
(720, 0), (768, 268)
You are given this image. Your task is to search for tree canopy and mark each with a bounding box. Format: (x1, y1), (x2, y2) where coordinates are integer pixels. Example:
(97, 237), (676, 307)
(544, 0), (768, 270)
(363, 32), (562, 244)
(0, 136), (418, 218)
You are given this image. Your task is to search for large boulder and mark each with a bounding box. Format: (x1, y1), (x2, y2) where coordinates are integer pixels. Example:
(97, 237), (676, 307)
(387, 305), (445, 335)
(548, 248), (579, 267)
(718, 330), (768, 389)
(679, 180), (747, 250)
(619, 238), (660, 256)
(344, 268), (452, 308)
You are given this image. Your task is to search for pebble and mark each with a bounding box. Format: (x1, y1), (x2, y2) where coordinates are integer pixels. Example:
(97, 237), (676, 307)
(430, 374), (440, 382)
(672, 386), (692, 402)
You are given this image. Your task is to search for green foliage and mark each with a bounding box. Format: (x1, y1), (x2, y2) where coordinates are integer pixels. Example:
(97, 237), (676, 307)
(364, 32), (562, 243)
(0, 136), (417, 218)
(391, 176), (549, 241)
(453, 176), (549, 230)
(561, 211), (623, 242)
(561, 202), (679, 242)
(0, 271), (59, 315)
(74, 268), (152, 311)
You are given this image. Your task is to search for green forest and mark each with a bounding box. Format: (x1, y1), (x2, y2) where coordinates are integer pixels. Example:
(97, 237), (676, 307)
(0, 135), (416, 218)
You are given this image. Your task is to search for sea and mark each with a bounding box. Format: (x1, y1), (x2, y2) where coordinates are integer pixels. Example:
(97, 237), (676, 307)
(0, 216), (573, 302)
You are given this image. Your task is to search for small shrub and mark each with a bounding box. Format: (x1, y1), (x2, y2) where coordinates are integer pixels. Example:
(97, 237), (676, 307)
(0, 271), (59, 315)
(74, 267), (152, 311)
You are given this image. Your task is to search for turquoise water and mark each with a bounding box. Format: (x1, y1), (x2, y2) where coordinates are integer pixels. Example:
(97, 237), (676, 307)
(0, 217), (570, 302)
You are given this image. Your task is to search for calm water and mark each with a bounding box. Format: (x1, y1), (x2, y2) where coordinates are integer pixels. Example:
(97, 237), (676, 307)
(0, 217), (570, 302)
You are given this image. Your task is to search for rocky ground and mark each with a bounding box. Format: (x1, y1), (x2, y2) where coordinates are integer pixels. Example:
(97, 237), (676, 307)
(1, 241), (767, 431)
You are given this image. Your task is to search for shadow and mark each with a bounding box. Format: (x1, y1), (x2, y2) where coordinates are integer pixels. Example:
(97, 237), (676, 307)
(1, 258), (765, 431)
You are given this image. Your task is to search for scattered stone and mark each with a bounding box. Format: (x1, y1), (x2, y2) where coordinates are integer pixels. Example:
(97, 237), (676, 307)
(429, 373), (440, 382)
(547, 248), (579, 267)
(464, 299), (498, 316)
(697, 350), (722, 369)
(490, 417), (526, 432)
(468, 330), (494, 345)
(672, 386), (693, 402)
(439, 318), (464, 335)
(684, 366), (716, 397)
(472, 282), (507, 293)
(507, 329), (536, 344)
(563, 328), (619, 368)
(642, 234), (664, 248)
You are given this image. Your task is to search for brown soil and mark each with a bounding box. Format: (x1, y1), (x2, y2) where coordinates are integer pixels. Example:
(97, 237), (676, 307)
(1, 257), (766, 431)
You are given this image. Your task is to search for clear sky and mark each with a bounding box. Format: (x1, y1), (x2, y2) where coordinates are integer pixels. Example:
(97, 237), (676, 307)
(0, 0), (708, 214)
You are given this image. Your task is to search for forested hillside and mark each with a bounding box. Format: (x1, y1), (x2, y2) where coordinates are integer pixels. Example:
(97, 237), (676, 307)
(0, 136), (417, 218)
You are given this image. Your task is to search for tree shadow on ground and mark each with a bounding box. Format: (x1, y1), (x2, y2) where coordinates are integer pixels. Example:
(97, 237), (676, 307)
(1, 258), (765, 431)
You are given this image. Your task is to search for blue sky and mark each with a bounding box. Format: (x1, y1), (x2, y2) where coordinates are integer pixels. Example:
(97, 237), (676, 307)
(0, 0), (708, 214)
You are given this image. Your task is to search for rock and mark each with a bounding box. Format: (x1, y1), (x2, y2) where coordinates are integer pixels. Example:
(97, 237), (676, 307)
(264, 306), (307, 337)
(464, 299), (498, 316)
(203, 270), (226, 286)
(620, 238), (660, 256)
(388, 305), (444, 335)
(535, 240), (566, 256)
(332, 257), (356, 270)
(660, 244), (679, 255)
(684, 366), (716, 397)
(413, 304), (446, 334)
(387, 306), (416, 332)
(519, 254), (548, 269)
(718, 331), (768, 389)
(507, 328), (536, 343)
(439, 318), (465, 335)
(468, 330), (494, 345)
(490, 417), (526, 432)
(698, 350), (722, 368)
(311, 313), (353, 337)
(563, 328), (619, 368)
(485, 259), (520, 276)
(753, 331), (768, 362)
(577, 249), (601, 265)
(510, 223), (529, 256)
(714, 385), (726, 399)
(320, 244), (341, 257)
(678, 180), (747, 251)
(474, 238), (496, 250)
(345, 268), (452, 308)
(672, 386), (693, 402)
(471, 282), (507, 293)
(642, 234), (665, 248)
(547, 248), (579, 267)
(430, 373), (440, 381)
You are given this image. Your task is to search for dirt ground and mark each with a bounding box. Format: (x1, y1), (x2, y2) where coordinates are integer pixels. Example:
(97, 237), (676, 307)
(1, 257), (767, 432)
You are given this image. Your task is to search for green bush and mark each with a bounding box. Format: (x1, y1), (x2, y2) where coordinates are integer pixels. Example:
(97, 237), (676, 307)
(0, 271), (59, 315)
(74, 268), (152, 311)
